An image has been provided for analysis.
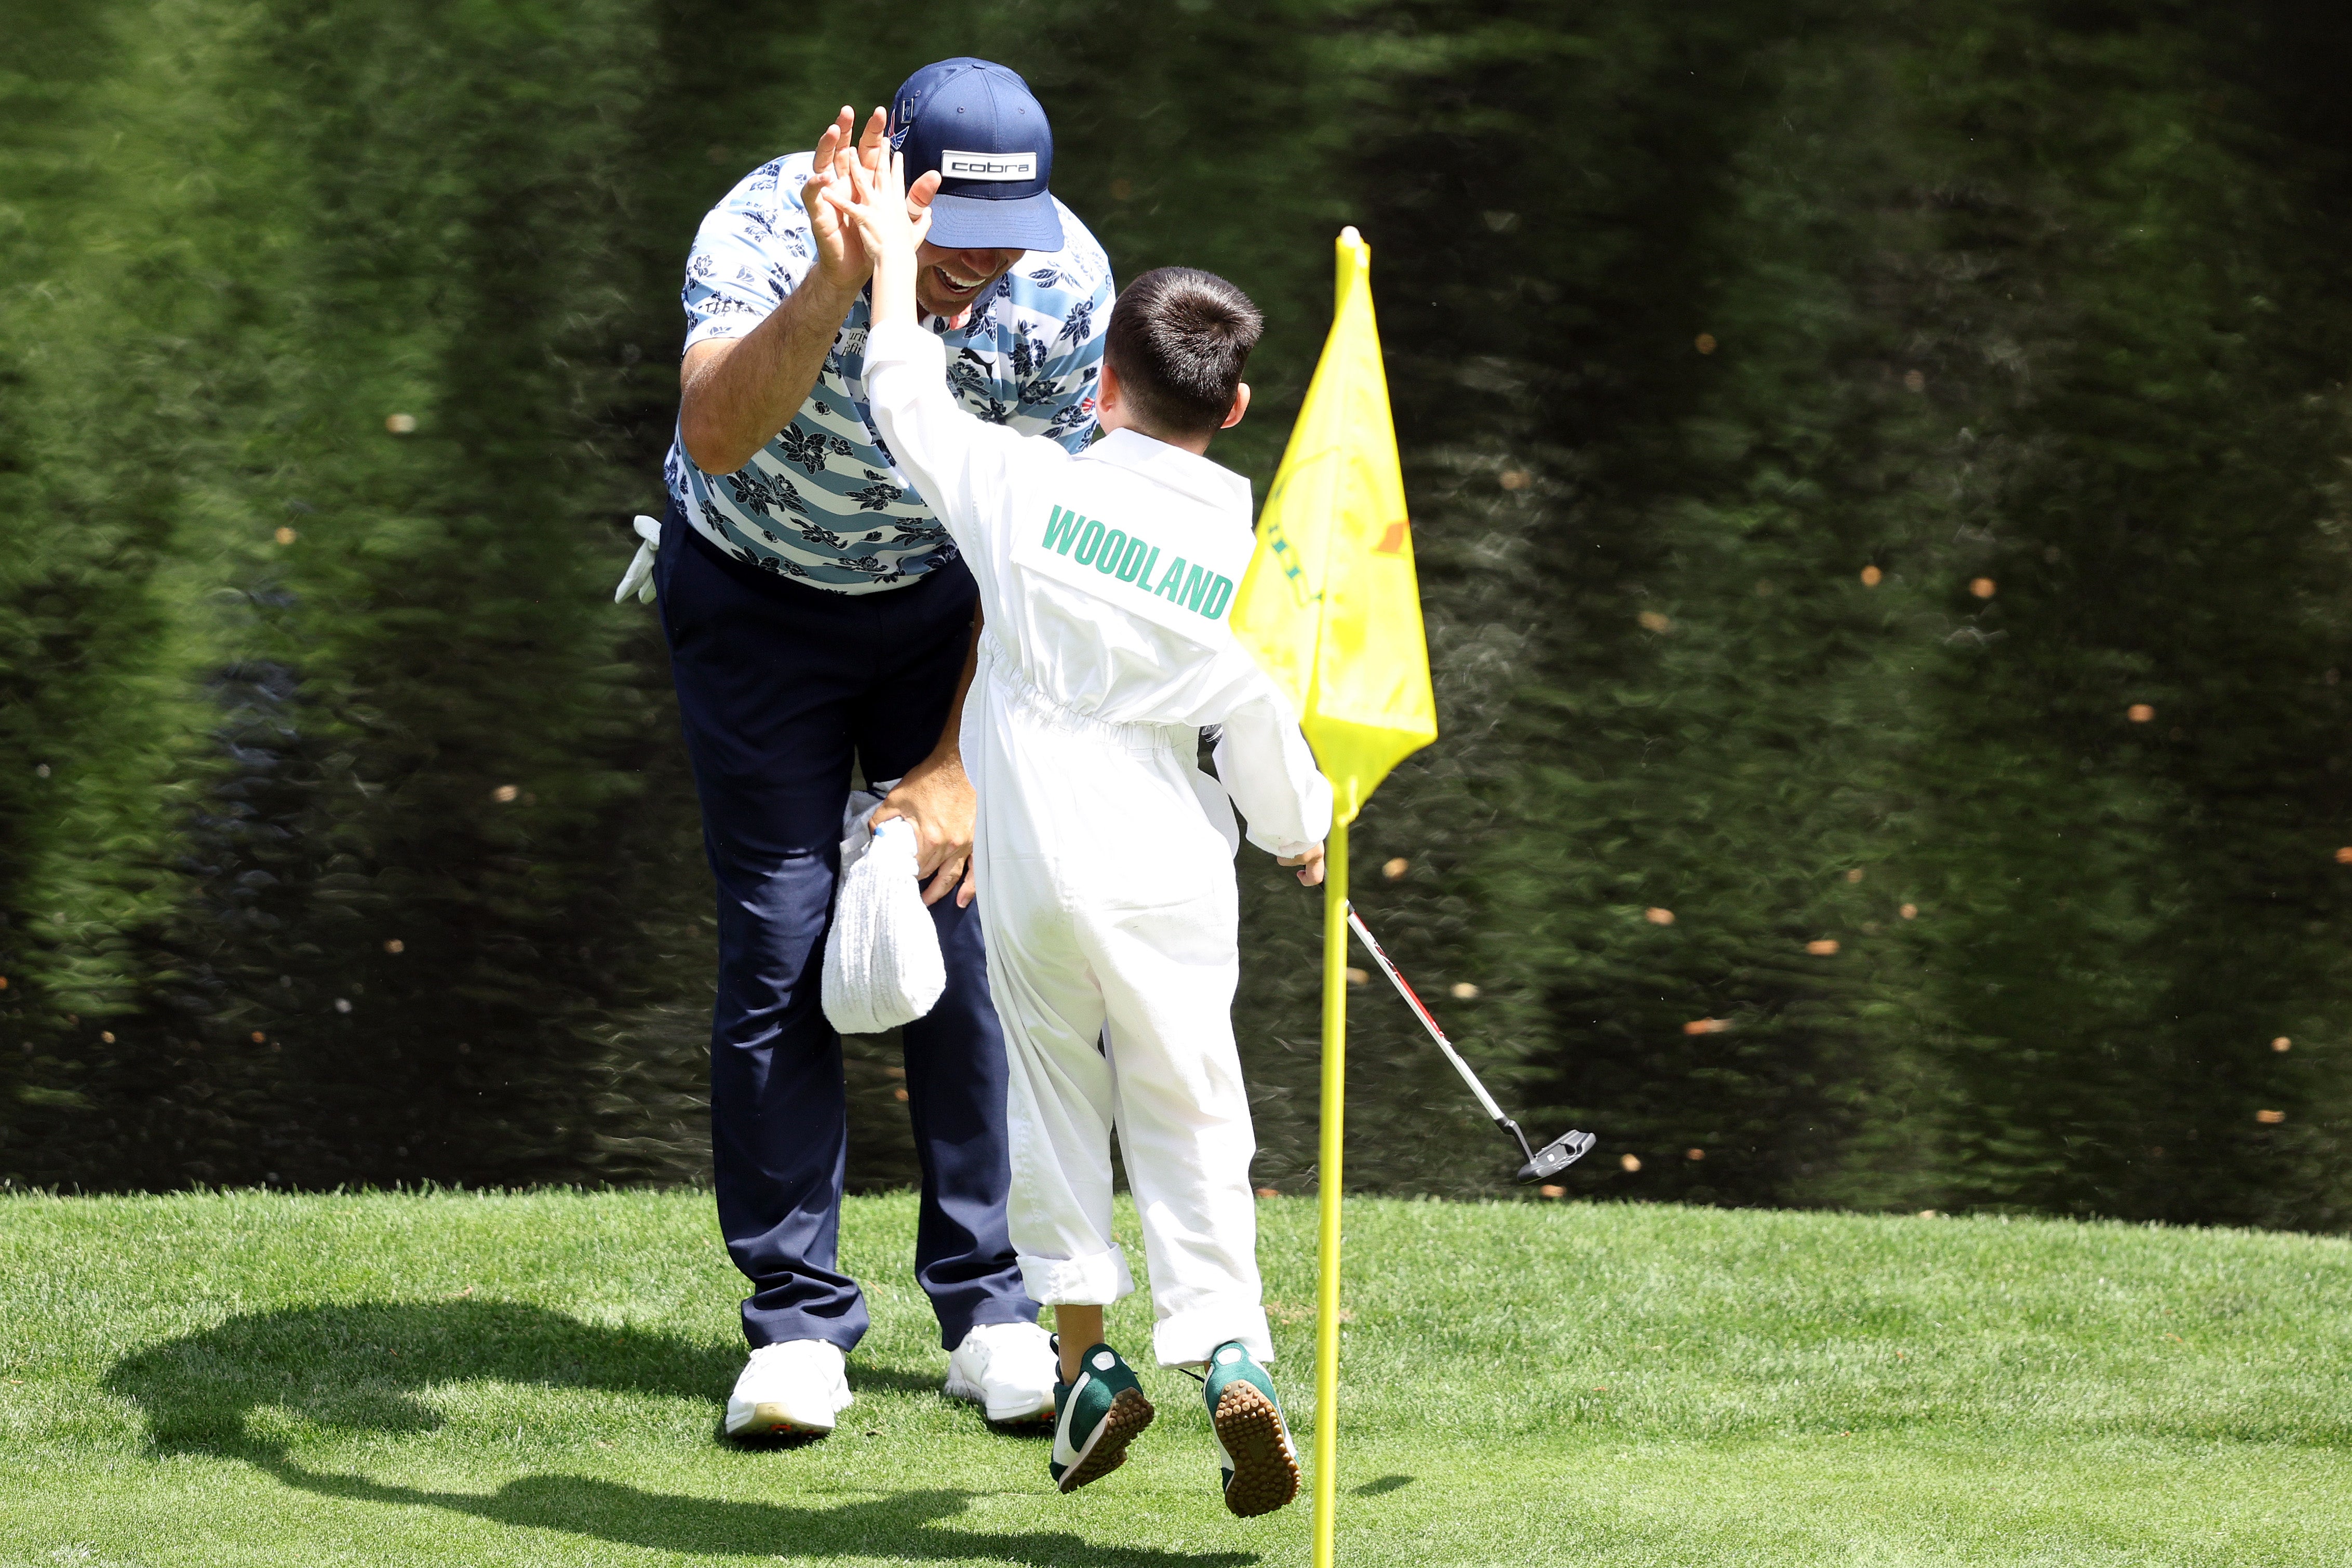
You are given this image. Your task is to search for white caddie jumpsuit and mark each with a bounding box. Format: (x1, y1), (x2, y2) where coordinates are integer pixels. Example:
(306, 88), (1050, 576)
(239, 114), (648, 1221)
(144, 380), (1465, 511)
(865, 320), (1332, 1368)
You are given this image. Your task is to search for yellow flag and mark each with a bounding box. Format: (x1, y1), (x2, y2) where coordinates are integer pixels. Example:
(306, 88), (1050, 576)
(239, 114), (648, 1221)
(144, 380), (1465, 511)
(1232, 227), (1437, 823)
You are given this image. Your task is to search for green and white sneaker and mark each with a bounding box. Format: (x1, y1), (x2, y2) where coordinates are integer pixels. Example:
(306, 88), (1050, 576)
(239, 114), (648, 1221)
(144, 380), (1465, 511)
(1048, 1342), (1155, 1494)
(1203, 1340), (1299, 1517)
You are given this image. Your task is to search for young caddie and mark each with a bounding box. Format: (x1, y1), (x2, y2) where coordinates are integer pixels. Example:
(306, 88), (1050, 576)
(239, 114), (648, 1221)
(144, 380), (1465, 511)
(822, 147), (1331, 1516)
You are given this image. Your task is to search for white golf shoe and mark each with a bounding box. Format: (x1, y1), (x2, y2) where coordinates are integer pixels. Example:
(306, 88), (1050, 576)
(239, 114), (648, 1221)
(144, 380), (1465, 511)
(724, 1339), (853, 1438)
(943, 1320), (1057, 1424)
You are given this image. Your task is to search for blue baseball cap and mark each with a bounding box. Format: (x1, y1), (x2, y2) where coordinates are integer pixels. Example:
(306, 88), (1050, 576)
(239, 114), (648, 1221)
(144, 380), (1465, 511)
(889, 58), (1064, 254)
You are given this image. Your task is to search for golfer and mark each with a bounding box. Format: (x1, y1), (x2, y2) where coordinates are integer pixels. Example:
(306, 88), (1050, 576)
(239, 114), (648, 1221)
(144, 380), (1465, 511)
(645, 57), (1112, 1438)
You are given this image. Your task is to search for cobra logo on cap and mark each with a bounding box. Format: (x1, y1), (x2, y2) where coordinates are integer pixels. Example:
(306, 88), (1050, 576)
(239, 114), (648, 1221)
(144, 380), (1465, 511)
(942, 149), (1037, 182)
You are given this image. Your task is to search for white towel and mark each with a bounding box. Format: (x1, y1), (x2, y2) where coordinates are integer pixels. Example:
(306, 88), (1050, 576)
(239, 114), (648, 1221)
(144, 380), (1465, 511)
(821, 785), (946, 1035)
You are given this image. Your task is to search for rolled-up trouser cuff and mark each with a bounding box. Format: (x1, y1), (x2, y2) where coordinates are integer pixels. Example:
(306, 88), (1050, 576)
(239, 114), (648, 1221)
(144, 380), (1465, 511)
(1153, 1302), (1274, 1369)
(1017, 1245), (1135, 1307)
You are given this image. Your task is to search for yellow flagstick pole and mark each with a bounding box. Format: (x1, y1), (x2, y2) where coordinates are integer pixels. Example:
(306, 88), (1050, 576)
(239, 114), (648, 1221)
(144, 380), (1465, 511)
(1312, 818), (1349, 1568)
(1233, 224), (1432, 1565)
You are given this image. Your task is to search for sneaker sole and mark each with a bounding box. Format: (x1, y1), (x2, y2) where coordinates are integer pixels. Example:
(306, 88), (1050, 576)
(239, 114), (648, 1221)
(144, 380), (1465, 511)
(728, 1402), (835, 1439)
(944, 1373), (1055, 1425)
(1056, 1387), (1155, 1494)
(1213, 1383), (1300, 1518)
(988, 1398), (1056, 1425)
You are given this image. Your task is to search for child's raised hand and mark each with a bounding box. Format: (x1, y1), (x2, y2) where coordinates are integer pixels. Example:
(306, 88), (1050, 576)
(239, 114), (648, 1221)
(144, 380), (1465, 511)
(823, 148), (931, 267)
(821, 148), (931, 326)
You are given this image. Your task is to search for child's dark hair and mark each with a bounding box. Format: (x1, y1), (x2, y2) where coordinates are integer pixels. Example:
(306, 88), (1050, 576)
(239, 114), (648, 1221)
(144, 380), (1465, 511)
(1103, 267), (1262, 439)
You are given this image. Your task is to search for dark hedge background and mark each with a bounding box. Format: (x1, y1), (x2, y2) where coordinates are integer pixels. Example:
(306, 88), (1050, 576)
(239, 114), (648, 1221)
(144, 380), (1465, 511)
(5, 0), (2350, 1226)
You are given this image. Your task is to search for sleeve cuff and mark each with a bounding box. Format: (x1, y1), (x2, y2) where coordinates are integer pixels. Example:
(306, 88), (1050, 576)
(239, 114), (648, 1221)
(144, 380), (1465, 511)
(1243, 828), (1322, 860)
(863, 319), (946, 377)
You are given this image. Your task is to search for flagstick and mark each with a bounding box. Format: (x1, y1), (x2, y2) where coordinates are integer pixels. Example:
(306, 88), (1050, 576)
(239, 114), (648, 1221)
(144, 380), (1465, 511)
(1312, 818), (1349, 1568)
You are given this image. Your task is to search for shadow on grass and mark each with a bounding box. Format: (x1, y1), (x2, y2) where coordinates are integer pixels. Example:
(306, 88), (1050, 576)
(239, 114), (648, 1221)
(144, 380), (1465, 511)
(254, 1464), (1249, 1564)
(105, 1300), (741, 1453)
(105, 1301), (1252, 1567)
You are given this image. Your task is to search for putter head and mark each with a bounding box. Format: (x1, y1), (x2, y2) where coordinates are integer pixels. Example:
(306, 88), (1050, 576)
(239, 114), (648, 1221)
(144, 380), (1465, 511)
(1516, 1129), (1596, 1183)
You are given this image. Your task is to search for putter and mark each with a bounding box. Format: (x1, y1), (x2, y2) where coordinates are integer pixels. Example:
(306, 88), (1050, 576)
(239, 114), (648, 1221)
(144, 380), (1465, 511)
(1343, 903), (1596, 1182)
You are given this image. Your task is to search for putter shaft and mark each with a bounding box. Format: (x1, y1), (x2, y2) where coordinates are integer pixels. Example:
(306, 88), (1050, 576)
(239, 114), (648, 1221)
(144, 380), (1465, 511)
(1342, 904), (1528, 1159)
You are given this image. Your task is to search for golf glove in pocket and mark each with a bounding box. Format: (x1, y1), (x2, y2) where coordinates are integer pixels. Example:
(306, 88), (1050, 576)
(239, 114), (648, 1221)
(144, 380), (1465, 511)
(613, 514), (661, 604)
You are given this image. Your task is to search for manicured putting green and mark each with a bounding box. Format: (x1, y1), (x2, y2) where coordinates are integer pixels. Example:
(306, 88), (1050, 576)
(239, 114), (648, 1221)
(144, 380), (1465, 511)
(1, 1189), (2346, 1564)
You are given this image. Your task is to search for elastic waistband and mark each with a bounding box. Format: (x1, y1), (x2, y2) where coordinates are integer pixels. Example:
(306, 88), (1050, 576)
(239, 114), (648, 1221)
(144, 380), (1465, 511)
(979, 634), (1188, 759)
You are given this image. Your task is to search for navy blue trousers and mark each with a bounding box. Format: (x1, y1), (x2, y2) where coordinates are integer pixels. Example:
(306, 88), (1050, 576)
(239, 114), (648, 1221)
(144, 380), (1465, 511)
(656, 501), (1039, 1351)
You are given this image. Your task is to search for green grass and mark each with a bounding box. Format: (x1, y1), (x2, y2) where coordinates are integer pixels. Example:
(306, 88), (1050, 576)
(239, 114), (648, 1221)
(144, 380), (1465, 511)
(1, 1191), (2347, 1565)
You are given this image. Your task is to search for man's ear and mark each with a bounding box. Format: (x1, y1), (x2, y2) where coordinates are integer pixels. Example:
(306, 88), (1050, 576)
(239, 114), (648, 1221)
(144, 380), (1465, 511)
(1219, 382), (1251, 431)
(1096, 358), (1121, 414)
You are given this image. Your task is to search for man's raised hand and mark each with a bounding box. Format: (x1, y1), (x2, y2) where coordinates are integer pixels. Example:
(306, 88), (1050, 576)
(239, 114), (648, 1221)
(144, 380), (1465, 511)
(803, 106), (944, 301)
(802, 105), (885, 293)
(837, 106), (944, 230)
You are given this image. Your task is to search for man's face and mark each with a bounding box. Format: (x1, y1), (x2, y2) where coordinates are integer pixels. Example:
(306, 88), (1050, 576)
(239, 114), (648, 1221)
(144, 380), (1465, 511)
(913, 240), (1025, 325)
